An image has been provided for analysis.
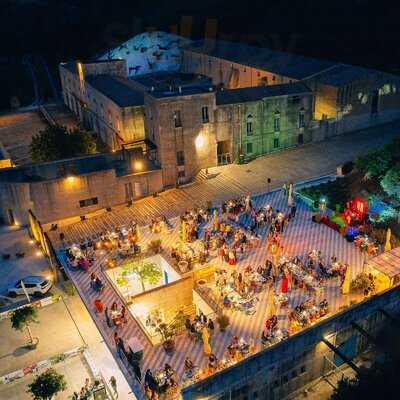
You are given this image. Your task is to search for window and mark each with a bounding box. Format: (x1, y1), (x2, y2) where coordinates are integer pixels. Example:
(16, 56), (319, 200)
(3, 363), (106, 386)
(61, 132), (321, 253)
(300, 365), (306, 374)
(273, 138), (279, 148)
(298, 108), (305, 128)
(246, 114), (253, 135)
(174, 110), (182, 127)
(178, 170), (185, 178)
(176, 151), (185, 166)
(79, 197), (98, 208)
(274, 111), (280, 132)
(202, 106), (209, 123)
(246, 142), (253, 154)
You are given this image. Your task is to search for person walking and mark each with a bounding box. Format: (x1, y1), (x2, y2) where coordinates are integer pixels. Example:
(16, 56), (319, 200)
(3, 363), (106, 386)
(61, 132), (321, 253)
(109, 376), (118, 398)
(104, 306), (112, 328)
(290, 203), (297, 219)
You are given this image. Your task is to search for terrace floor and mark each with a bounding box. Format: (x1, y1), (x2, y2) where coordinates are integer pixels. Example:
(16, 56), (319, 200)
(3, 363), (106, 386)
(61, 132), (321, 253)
(52, 189), (366, 397)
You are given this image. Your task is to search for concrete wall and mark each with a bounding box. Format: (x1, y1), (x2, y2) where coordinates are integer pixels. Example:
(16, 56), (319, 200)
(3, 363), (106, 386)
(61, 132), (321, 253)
(182, 50), (293, 89)
(182, 285), (400, 400)
(0, 168), (163, 225)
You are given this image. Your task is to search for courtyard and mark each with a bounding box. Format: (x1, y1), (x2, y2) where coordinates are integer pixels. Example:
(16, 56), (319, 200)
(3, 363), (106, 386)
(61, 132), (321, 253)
(51, 183), (369, 397)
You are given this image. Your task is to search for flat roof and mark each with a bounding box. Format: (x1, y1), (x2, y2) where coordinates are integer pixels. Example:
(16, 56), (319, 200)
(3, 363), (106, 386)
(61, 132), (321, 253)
(131, 71), (214, 99)
(190, 40), (337, 80)
(86, 74), (144, 107)
(0, 150), (159, 183)
(216, 82), (312, 105)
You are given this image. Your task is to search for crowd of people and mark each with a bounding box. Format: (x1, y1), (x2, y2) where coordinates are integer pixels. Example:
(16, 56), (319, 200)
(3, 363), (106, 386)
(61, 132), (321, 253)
(60, 184), (364, 400)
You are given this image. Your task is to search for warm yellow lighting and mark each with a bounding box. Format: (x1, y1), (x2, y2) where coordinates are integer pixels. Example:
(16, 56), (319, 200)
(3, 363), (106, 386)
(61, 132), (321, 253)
(134, 161), (143, 171)
(14, 221), (20, 227)
(66, 175), (75, 183)
(36, 251), (42, 257)
(131, 302), (148, 317)
(195, 135), (205, 149)
(29, 240), (34, 245)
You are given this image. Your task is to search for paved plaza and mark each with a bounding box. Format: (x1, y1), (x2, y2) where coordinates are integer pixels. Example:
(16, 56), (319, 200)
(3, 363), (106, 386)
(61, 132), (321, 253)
(47, 119), (400, 243)
(53, 188), (367, 397)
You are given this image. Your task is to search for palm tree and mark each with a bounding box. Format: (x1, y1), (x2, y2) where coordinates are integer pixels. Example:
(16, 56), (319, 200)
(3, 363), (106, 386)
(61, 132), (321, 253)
(10, 305), (39, 347)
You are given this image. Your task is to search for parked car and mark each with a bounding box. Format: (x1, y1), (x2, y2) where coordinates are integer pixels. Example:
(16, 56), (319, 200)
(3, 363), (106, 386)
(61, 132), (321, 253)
(8, 276), (52, 298)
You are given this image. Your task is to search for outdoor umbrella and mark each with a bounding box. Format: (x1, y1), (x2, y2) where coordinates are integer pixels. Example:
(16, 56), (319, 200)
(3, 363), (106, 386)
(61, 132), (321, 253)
(135, 224), (141, 242)
(265, 289), (277, 319)
(212, 210), (219, 231)
(385, 228), (392, 252)
(287, 184), (293, 207)
(341, 265), (351, 295)
(202, 326), (212, 355)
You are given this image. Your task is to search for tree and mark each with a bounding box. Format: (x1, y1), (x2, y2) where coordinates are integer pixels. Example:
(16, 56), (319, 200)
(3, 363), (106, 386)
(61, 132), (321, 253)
(381, 165), (400, 200)
(27, 368), (67, 400)
(10, 305), (39, 346)
(122, 260), (162, 292)
(356, 147), (393, 178)
(29, 125), (97, 162)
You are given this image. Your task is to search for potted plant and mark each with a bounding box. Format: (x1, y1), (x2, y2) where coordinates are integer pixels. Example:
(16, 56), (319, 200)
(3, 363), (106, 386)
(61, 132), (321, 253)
(10, 305), (39, 349)
(217, 314), (230, 332)
(350, 272), (370, 293)
(148, 239), (162, 254)
(157, 323), (175, 354)
(27, 368), (67, 400)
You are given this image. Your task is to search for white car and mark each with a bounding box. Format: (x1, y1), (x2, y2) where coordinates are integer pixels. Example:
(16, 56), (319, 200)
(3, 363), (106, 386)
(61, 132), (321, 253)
(8, 276), (52, 298)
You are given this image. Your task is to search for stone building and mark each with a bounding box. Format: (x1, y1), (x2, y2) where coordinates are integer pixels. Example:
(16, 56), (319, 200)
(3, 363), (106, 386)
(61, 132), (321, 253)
(59, 60), (145, 149)
(214, 83), (313, 162)
(182, 40), (400, 127)
(0, 149), (162, 225)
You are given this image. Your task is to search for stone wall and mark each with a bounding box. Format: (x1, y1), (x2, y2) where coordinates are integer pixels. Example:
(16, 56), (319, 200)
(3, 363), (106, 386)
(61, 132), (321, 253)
(144, 91), (217, 186)
(0, 168), (163, 225)
(182, 285), (400, 400)
(59, 62), (145, 151)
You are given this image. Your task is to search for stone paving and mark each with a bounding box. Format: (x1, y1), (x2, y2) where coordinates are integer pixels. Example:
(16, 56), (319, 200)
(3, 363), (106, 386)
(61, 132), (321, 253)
(47, 119), (400, 245)
(55, 188), (367, 399)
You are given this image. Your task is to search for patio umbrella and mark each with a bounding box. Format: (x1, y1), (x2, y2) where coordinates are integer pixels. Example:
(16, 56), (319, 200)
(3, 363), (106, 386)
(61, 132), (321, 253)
(287, 184), (293, 207)
(181, 220), (187, 242)
(212, 210), (219, 231)
(265, 289), (277, 319)
(202, 326), (212, 355)
(135, 224), (141, 242)
(341, 265), (351, 295)
(385, 228), (392, 252)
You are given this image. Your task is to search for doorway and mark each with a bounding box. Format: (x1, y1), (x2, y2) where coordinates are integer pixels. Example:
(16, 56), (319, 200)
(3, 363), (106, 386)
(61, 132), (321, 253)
(217, 140), (231, 165)
(298, 134), (304, 145)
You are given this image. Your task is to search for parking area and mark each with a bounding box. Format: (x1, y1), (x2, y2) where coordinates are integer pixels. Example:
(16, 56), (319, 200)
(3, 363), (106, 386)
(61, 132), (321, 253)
(0, 227), (52, 298)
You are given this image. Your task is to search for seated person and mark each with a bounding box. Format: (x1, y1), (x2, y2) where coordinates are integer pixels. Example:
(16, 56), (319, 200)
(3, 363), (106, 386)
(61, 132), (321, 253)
(164, 363), (174, 379)
(184, 357), (194, 374)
